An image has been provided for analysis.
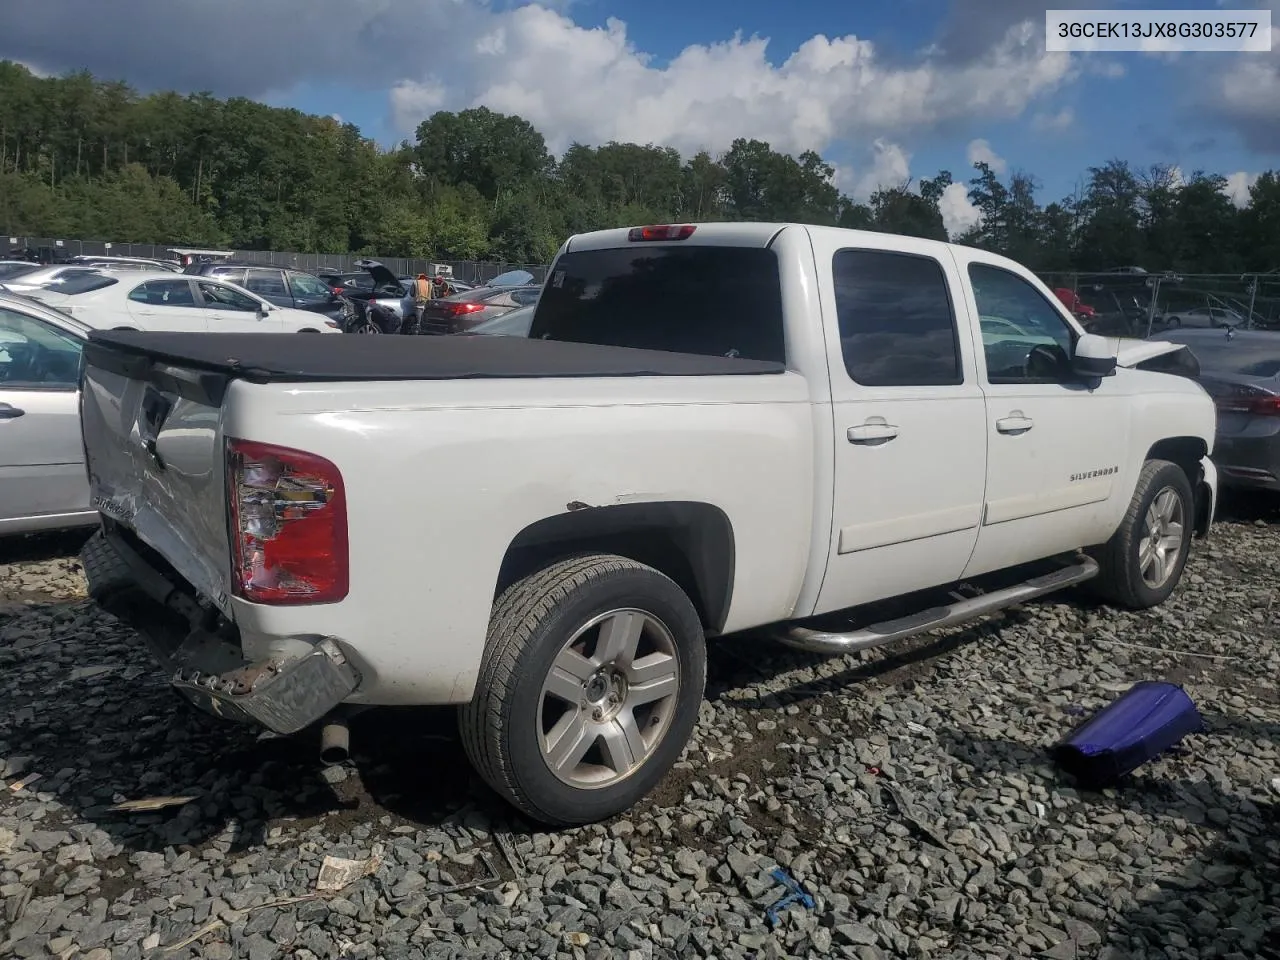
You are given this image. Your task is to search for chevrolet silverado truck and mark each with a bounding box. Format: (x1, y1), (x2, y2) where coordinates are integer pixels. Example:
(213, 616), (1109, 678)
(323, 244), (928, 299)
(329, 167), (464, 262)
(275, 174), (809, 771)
(77, 223), (1217, 826)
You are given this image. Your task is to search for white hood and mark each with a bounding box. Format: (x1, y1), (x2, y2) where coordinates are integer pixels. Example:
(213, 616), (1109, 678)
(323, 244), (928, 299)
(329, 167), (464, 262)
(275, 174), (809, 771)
(1108, 337), (1189, 368)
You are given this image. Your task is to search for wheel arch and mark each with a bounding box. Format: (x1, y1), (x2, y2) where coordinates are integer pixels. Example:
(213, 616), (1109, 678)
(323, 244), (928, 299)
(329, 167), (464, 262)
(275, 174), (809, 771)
(495, 501), (736, 634)
(1144, 435), (1212, 537)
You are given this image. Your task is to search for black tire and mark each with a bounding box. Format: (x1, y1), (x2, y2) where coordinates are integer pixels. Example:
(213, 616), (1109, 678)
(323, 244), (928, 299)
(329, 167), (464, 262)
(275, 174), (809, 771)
(460, 553), (706, 826)
(1089, 459), (1194, 609)
(298, 328), (319, 333)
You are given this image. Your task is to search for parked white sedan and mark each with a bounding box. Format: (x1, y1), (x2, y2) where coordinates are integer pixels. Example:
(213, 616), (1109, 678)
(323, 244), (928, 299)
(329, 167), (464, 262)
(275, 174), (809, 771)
(23, 270), (341, 333)
(0, 292), (98, 536)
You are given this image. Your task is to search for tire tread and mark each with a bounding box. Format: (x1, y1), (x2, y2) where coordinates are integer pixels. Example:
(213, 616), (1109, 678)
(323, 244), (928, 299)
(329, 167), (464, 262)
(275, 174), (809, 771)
(459, 553), (675, 824)
(1090, 458), (1191, 609)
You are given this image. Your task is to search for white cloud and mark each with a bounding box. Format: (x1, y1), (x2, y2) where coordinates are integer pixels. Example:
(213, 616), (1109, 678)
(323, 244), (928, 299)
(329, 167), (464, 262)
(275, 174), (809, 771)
(445, 10), (1077, 156)
(1031, 107), (1074, 132)
(965, 137), (1006, 174)
(0, 1), (1081, 161)
(330, 113), (343, 124)
(390, 78), (448, 134)
(853, 140), (912, 198)
(940, 182), (982, 237)
(1223, 171), (1259, 208)
(1203, 3), (1280, 149)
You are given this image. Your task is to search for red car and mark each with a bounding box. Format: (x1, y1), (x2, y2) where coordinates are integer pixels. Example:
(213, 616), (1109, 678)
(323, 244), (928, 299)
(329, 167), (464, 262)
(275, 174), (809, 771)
(1054, 287), (1096, 318)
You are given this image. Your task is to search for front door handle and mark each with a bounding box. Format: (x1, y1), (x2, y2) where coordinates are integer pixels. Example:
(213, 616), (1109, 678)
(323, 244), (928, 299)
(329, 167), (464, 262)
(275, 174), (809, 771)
(848, 421), (899, 444)
(996, 414), (1034, 434)
(0, 403), (25, 420)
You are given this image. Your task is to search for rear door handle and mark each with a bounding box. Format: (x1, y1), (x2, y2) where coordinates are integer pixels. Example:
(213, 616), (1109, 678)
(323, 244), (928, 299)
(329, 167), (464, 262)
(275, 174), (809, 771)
(996, 415), (1034, 434)
(847, 422), (899, 444)
(0, 403), (25, 420)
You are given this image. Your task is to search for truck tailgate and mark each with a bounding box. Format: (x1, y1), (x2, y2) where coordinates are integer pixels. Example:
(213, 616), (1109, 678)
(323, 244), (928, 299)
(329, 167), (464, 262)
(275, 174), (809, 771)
(80, 341), (236, 617)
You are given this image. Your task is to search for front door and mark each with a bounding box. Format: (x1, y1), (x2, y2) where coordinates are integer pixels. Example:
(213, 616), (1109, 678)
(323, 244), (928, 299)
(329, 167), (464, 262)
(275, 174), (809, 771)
(954, 253), (1132, 578)
(0, 307), (89, 527)
(195, 279), (281, 331)
(812, 238), (988, 615)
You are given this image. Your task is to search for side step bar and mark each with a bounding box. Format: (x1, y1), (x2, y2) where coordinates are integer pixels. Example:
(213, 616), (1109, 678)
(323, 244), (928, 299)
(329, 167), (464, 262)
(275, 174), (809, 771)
(772, 556), (1099, 655)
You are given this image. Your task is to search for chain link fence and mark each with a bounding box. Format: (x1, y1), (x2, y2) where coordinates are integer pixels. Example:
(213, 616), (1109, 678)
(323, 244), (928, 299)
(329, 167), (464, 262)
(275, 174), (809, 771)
(3, 236), (551, 285)
(1039, 271), (1280, 333)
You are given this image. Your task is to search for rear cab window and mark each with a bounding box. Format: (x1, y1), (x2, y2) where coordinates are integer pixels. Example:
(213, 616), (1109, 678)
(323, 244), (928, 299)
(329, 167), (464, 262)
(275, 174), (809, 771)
(529, 245), (786, 363)
(831, 249), (961, 386)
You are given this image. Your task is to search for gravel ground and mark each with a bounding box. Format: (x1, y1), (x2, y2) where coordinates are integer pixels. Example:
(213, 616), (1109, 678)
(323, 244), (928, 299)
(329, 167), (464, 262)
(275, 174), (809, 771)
(2, 497), (1278, 960)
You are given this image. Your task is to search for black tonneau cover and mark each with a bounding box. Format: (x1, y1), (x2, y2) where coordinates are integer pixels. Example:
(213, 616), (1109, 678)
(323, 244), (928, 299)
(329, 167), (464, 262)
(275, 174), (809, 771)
(84, 331), (785, 387)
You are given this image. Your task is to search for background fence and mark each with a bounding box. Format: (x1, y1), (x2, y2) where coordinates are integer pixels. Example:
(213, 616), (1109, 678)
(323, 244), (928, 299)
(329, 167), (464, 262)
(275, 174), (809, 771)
(4, 236), (551, 285)
(1040, 270), (1280, 331)
(9, 236), (1280, 329)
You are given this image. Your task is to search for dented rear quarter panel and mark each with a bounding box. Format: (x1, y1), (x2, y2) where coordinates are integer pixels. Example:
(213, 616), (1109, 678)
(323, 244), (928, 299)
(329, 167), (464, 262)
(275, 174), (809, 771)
(218, 373), (816, 705)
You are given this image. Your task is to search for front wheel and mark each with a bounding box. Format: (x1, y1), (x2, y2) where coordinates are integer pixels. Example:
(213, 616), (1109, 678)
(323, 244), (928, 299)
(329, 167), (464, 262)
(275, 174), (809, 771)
(460, 554), (706, 826)
(1089, 459), (1194, 609)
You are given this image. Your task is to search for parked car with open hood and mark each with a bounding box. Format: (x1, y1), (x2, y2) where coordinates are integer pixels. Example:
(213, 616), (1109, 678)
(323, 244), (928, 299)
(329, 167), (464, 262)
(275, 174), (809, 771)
(76, 221), (1216, 827)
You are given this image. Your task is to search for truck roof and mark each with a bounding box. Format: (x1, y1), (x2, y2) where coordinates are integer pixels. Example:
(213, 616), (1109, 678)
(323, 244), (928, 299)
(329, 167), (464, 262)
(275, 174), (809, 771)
(562, 221), (976, 264)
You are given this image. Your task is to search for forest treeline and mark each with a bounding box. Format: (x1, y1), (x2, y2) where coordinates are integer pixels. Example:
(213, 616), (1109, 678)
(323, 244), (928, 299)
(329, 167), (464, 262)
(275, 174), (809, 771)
(1, 61), (1278, 272)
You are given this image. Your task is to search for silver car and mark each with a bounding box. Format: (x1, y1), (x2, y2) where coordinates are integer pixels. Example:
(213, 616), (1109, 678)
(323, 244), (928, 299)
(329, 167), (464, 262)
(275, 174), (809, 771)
(1158, 327), (1280, 493)
(0, 292), (96, 536)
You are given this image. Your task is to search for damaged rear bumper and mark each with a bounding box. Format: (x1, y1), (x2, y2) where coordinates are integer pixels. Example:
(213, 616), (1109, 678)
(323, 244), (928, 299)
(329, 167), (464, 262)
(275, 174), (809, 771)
(80, 526), (360, 735)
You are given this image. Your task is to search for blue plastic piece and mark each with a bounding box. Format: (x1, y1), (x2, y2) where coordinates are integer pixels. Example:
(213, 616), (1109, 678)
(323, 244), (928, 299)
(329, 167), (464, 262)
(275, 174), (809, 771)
(764, 867), (815, 927)
(1051, 680), (1203, 788)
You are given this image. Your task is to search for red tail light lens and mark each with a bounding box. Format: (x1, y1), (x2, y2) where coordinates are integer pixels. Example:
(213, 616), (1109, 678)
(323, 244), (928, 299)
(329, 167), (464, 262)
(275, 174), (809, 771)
(445, 302), (486, 316)
(226, 439), (348, 604)
(1213, 386), (1280, 417)
(628, 224), (696, 242)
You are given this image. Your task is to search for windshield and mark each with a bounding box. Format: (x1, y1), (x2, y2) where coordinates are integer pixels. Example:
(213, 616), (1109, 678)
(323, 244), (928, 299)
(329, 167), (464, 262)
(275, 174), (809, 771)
(529, 245), (785, 362)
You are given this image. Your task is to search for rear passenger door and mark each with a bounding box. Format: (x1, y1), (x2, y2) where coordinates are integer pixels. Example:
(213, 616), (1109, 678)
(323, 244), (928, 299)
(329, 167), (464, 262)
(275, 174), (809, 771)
(812, 237), (988, 614)
(125, 279), (209, 331)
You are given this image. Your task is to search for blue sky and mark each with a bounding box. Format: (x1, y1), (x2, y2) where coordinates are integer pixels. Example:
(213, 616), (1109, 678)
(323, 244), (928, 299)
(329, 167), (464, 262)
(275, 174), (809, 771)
(3, 0), (1277, 231)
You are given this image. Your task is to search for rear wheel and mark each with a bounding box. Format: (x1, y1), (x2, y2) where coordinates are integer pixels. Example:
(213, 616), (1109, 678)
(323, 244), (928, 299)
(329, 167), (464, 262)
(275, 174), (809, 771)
(1089, 459), (1194, 609)
(460, 554), (706, 826)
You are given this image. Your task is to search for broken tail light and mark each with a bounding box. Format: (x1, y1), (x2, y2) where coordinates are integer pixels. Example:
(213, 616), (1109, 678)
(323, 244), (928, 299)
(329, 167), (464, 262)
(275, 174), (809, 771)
(226, 439), (349, 604)
(628, 224), (696, 242)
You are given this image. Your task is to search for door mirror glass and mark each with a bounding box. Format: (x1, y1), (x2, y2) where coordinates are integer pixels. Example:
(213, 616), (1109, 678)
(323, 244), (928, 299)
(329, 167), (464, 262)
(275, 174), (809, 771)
(1071, 333), (1118, 378)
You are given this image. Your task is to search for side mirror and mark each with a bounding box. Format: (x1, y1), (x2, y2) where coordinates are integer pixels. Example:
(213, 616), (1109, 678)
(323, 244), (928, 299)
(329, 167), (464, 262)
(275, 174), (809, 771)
(1071, 333), (1117, 378)
(257, 302), (271, 317)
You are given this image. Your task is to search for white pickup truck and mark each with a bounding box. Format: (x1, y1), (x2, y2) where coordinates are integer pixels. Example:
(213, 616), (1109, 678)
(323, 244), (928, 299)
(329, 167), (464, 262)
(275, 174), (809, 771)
(77, 222), (1217, 826)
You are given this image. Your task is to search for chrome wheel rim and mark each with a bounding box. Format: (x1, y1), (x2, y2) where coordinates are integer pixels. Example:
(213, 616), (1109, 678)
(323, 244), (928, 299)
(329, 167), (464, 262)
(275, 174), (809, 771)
(358, 321), (381, 334)
(538, 608), (680, 789)
(1139, 487), (1185, 589)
